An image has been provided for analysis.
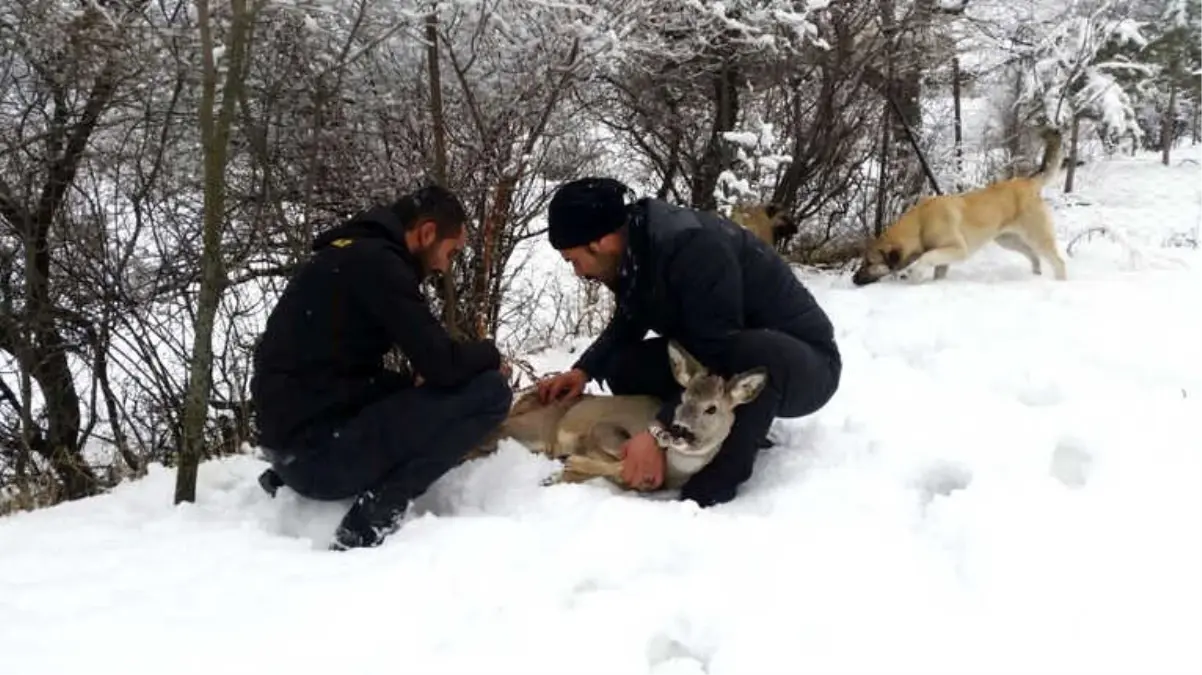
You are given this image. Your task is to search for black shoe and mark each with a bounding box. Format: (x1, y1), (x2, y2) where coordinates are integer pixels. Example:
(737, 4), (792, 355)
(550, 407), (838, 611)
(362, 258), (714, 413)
(258, 468), (285, 497)
(328, 490), (407, 551)
(329, 523), (396, 551)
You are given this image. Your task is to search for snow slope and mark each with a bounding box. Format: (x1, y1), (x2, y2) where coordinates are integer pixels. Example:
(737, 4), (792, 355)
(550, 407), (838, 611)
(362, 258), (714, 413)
(2, 148), (1201, 675)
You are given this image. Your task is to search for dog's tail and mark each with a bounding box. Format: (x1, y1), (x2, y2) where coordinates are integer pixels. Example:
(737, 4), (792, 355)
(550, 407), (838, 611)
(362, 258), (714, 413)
(1032, 126), (1064, 188)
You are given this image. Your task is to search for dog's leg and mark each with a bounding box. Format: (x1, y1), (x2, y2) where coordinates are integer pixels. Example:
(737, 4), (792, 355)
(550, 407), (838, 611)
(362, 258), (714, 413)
(1038, 241), (1068, 281)
(1033, 209), (1068, 281)
(1049, 251), (1067, 280)
(1016, 208), (1068, 280)
(912, 241), (970, 276)
(994, 232), (1042, 275)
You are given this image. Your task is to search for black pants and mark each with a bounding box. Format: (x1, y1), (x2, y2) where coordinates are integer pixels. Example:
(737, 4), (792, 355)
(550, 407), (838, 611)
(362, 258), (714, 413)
(271, 370), (512, 546)
(604, 330), (841, 507)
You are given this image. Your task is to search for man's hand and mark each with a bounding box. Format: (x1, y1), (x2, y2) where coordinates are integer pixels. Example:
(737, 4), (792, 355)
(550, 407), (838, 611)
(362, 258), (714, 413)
(621, 430), (665, 491)
(499, 359), (513, 380)
(536, 368), (588, 404)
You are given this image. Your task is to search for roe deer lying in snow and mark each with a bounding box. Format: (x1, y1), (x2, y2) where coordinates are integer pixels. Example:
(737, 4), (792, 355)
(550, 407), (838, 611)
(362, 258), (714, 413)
(475, 341), (768, 491)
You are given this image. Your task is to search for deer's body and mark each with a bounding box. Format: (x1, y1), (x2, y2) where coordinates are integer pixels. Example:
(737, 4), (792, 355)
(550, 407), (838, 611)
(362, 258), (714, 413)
(477, 341), (768, 492)
(493, 389), (661, 480)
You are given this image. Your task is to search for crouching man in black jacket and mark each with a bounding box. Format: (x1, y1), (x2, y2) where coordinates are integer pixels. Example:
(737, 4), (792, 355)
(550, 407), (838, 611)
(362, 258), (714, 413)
(536, 178), (842, 507)
(251, 186), (512, 551)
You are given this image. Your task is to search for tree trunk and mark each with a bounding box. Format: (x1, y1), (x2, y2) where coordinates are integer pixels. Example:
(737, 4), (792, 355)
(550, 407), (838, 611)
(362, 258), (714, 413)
(473, 179), (514, 338)
(425, 6), (464, 340)
(690, 57), (740, 211)
(1065, 113), (1081, 194)
(97, 321), (141, 476)
(1192, 95), (1199, 145)
(875, 0), (899, 235)
(874, 99), (892, 238)
(952, 56), (964, 190)
(878, 0), (931, 200)
(1001, 64), (1026, 178)
(175, 0), (256, 504)
(657, 131), (681, 200)
(1162, 62), (1177, 166)
(426, 9), (448, 182)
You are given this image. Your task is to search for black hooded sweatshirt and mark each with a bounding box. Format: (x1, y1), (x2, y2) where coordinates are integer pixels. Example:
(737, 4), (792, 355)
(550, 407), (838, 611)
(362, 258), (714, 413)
(250, 203), (500, 452)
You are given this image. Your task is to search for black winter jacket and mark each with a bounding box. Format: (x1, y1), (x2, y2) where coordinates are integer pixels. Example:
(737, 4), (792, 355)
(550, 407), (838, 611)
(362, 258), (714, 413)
(251, 204), (500, 452)
(573, 198), (838, 423)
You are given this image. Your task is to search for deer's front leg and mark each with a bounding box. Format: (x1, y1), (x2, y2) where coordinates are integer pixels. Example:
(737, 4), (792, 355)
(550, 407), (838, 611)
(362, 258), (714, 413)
(562, 455), (624, 483)
(540, 454), (623, 486)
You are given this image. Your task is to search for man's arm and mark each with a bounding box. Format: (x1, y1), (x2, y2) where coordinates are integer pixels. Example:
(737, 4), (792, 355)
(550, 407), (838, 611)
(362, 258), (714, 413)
(346, 244), (500, 388)
(572, 309), (647, 383)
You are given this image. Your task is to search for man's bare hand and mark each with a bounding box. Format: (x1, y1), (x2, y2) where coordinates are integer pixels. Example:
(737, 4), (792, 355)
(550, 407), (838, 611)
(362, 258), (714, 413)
(536, 368), (588, 404)
(620, 430), (665, 491)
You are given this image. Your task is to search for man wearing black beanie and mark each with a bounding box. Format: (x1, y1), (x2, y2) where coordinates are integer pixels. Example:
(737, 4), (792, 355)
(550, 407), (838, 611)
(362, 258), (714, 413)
(536, 177), (842, 507)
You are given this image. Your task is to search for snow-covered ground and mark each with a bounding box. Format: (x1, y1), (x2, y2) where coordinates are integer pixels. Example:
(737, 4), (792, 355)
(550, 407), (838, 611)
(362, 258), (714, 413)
(3, 147), (1201, 675)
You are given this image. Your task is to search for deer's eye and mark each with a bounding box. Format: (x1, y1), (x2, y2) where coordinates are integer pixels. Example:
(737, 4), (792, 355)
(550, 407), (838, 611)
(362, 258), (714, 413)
(705, 405), (717, 415)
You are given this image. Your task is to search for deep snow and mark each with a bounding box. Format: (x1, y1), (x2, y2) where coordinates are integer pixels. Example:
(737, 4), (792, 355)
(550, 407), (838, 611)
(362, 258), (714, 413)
(2, 147), (1201, 675)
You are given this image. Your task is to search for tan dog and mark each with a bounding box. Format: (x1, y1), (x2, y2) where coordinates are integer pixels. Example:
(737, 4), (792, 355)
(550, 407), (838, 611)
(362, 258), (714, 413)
(852, 128), (1068, 286)
(729, 203), (798, 250)
(471, 341), (767, 491)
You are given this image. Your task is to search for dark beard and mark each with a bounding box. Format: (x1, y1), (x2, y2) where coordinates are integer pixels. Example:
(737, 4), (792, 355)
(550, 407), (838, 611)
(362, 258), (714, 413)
(414, 245), (437, 280)
(592, 251), (621, 290)
(581, 276), (617, 293)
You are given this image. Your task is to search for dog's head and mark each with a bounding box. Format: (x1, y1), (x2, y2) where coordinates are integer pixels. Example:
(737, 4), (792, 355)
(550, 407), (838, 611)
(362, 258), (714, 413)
(852, 236), (917, 287)
(763, 204), (799, 245)
(730, 203), (798, 249)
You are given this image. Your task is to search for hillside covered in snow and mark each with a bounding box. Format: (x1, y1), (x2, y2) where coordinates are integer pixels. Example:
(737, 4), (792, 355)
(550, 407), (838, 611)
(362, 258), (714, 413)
(3, 144), (1200, 675)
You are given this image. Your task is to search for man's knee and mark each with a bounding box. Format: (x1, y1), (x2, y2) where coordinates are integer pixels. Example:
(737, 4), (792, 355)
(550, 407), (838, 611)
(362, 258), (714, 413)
(725, 329), (840, 418)
(725, 329), (794, 370)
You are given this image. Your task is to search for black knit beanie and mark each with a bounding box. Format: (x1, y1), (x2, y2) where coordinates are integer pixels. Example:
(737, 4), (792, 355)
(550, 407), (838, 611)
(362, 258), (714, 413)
(547, 177), (633, 250)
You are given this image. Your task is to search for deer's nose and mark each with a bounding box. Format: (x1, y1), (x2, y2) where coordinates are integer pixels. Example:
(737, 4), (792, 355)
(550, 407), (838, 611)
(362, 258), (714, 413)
(668, 423), (695, 444)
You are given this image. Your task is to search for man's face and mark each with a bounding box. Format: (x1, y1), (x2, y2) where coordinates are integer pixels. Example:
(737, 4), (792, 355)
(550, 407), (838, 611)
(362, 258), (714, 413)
(413, 220), (466, 277)
(560, 234), (623, 289)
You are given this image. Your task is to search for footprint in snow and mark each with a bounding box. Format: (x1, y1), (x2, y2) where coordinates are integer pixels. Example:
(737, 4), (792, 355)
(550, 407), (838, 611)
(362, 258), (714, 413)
(1050, 440), (1093, 488)
(912, 460), (974, 507)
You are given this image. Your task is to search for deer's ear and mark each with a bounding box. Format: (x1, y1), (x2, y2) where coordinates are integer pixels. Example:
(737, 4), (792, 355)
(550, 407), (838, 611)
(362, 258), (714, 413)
(727, 367), (768, 405)
(668, 340), (705, 387)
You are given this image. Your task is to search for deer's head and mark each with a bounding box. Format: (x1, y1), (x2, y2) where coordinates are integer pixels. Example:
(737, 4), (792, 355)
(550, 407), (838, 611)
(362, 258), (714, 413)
(654, 341), (768, 457)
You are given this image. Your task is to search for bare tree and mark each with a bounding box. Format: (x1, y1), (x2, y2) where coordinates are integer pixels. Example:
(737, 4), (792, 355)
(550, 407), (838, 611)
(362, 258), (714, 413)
(175, 0), (264, 504)
(0, 0), (152, 499)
